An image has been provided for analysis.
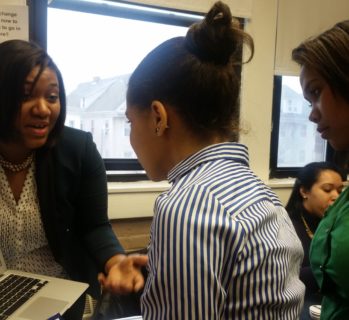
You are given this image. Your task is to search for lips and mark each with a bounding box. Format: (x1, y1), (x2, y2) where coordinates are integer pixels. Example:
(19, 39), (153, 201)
(26, 123), (49, 136)
(317, 126), (329, 138)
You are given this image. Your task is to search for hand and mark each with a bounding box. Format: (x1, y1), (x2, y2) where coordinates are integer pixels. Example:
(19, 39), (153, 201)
(98, 253), (148, 295)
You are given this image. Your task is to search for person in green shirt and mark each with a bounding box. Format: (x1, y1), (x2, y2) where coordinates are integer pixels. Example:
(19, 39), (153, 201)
(286, 162), (346, 319)
(292, 20), (349, 319)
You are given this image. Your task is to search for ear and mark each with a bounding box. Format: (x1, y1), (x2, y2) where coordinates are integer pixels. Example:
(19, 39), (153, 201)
(151, 100), (169, 136)
(299, 186), (309, 200)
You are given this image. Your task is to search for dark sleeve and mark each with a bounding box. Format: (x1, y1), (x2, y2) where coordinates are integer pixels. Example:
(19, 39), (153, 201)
(76, 131), (125, 268)
(300, 266), (319, 293)
(290, 213), (318, 293)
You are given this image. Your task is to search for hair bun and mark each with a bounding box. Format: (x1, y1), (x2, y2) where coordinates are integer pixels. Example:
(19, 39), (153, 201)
(185, 1), (245, 65)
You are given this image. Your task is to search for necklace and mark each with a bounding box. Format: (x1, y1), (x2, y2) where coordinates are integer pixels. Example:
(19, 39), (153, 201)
(0, 153), (34, 172)
(301, 214), (314, 239)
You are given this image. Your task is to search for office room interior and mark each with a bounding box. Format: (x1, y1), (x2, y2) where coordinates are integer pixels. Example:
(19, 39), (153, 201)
(2, 0), (348, 253)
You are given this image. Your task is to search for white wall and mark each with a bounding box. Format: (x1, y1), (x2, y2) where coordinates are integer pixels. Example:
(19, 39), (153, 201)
(1, 0), (26, 4)
(107, 0), (295, 219)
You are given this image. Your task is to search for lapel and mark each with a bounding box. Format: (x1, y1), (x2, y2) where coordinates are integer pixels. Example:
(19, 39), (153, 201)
(35, 147), (61, 259)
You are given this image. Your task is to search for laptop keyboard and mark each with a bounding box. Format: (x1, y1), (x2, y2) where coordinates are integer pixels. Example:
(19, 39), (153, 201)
(0, 274), (48, 319)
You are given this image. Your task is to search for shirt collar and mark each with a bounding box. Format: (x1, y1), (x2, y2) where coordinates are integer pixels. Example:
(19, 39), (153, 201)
(167, 142), (249, 183)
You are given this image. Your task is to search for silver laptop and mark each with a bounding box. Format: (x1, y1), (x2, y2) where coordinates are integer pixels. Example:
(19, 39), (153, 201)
(0, 250), (88, 320)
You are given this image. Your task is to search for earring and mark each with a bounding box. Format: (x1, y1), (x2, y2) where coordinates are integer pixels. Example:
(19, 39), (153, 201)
(155, 125), (169, 135)
(303, 196), (307, 199)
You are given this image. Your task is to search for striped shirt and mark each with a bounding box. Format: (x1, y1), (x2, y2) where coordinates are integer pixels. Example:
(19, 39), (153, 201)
(141, 142), (305, 319)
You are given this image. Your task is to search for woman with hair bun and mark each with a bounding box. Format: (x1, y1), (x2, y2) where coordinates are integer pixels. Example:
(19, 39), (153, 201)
(126, 1), (305, 318)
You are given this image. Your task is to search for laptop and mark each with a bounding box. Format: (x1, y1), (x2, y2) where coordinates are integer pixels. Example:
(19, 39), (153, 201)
(0, 250), (88, 320)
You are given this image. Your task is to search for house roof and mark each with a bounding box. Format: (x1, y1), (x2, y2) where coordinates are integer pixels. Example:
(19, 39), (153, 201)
(66, 74), (130, 114)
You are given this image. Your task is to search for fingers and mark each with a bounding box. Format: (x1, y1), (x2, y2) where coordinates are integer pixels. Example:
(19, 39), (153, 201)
(129, 254), (148, 267)
(99, 254), (148, 295)
(98, 272), (106, 286)
(98, 260), (144, 294)
(107, 273), (139, 295)
(109, 277), (135, 295)
(133, 272), (145, 292)
(98, 272), (108, 295)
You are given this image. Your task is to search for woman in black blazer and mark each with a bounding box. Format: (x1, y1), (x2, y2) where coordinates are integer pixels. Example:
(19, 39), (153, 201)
(0, 40), (147, 319)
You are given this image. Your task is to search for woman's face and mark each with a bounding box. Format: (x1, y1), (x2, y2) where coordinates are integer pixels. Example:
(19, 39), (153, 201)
(15, 66), (60, 151)
(300, 66), (349, 150)
(125, 104), (168, 181)
(301, 169), (344, 218)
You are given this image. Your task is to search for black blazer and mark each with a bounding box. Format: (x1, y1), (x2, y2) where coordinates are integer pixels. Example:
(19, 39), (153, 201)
(35, 126), (124, 297)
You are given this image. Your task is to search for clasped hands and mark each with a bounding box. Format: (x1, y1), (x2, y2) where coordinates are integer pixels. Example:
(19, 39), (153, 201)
(98, 253), (148, 294)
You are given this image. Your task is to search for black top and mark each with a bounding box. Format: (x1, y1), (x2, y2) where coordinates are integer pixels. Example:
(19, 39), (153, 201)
(35, 126), (124, 298)
(290, 208), (320, 293)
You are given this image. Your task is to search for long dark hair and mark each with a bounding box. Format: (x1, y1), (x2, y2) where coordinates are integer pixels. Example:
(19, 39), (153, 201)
(127, 1), (254, 140)
(285, 161), (346, 217)
(292, 20), (349, 104)
(0, 39), (66, 146)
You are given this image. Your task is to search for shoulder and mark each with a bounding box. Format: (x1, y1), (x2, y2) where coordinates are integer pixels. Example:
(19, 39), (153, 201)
(44, 126), (102, 170)
(54, 126), (94, 154)
(60, 126), (92, 144)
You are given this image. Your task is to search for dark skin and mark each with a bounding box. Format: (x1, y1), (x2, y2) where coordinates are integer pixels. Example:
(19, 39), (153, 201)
(3, 169), (28, 203)
(0, 65), (148, 294)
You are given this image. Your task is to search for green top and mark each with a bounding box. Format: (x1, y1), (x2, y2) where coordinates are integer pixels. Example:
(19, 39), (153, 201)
(310, 186), (349, 319)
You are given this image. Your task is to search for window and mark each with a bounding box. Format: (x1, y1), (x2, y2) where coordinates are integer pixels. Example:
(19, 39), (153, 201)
(270, 75), (332, 178)
(29, 0), (202, 179)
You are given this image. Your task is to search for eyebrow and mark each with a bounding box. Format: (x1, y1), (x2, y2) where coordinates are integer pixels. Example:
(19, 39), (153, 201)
(303, 78), (317, 94)
(24, 80), (59, 88)
(321, 182), (343, 187)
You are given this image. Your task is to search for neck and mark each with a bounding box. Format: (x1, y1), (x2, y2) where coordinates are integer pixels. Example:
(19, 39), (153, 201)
(169, 129), (228, 170)
(160, 109), (230, 178)
(0, 141), (33, 163)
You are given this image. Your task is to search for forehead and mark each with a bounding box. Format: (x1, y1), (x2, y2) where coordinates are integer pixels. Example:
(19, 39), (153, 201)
(300, 66), (322, 87)
(26, 66), (58, 83)
(316, 169), (342, 184)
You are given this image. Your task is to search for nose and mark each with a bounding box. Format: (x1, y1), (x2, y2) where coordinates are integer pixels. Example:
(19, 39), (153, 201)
(308, 107), (319, 123)
(32, 98), (50, 117)
(329, 190), (340, 204)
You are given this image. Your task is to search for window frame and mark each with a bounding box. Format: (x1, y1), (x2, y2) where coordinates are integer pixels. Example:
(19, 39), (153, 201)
(28, 0), (202, 180)
(270, 75), (336, 179)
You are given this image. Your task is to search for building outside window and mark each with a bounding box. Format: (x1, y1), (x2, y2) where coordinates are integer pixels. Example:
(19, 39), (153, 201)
(47, 1), (201, 173)
(270, 75), (328, 177)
